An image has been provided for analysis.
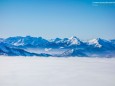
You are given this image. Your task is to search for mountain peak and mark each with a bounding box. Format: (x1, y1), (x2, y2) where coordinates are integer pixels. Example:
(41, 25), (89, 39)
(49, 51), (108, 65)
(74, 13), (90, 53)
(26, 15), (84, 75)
(68, 36), (81, 45)
(69, 36), (79, 39)
(88, 38), (106, 48)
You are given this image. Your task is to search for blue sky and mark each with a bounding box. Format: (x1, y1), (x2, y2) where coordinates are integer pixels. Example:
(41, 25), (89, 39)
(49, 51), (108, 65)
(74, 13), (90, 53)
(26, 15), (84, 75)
(0, 0), (115, 40)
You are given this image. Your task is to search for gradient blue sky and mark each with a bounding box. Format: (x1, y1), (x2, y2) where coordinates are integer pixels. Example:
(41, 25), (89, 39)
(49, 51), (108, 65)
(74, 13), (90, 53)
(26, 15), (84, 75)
(0, 0), (115, 39)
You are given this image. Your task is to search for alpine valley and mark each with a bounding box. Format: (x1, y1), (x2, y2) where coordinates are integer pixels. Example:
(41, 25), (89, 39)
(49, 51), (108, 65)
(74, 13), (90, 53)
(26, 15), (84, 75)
(0, 36), (115, 57)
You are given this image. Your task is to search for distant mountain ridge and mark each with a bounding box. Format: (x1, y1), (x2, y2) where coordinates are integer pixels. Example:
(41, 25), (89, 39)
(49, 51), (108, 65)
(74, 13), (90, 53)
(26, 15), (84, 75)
(0, 42), (51, 57)
(0, 36), (115, 57)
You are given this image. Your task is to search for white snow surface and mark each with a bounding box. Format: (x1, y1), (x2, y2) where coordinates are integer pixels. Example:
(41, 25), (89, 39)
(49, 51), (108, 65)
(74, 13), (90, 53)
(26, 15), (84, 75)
(88, 39), (102, 48)
(0, 56), (115, 86)
(69, 36), (81, 45)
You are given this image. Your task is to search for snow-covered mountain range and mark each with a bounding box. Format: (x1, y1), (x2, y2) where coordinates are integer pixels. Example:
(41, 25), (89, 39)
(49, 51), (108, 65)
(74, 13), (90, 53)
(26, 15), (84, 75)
(0, 36), (115, 57)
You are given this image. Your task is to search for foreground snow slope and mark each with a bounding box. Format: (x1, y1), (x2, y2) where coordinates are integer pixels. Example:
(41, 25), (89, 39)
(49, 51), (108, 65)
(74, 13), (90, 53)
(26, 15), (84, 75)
(0, 56), (115, 86)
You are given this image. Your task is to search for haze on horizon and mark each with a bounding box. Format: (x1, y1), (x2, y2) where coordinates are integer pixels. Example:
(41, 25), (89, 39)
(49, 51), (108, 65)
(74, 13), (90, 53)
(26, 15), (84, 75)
(0, 0), (115, 40)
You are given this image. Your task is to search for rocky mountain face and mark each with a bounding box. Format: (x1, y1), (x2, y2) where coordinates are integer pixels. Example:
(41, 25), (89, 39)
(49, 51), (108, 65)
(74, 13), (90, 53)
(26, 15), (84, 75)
(0, 36), (115, 57)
